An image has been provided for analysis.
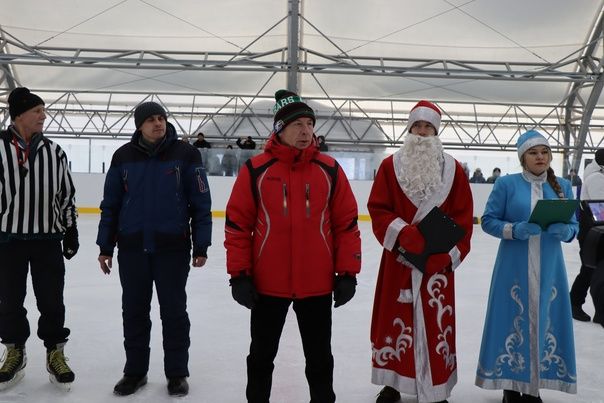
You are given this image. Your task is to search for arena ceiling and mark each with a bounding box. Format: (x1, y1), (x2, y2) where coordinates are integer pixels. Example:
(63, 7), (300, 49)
(1, 0), (604, 171)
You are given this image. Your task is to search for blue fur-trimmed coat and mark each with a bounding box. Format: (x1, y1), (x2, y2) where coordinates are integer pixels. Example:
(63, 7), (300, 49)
(96, 123), (212, 257)
(475, 171), (578, 396)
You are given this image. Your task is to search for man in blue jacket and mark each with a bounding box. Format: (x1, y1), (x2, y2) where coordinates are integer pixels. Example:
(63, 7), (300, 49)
(96, 101), (212, 397)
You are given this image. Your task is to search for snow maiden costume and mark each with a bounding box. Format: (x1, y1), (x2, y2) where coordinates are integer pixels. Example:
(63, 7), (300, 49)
(475, 130), (578, 400)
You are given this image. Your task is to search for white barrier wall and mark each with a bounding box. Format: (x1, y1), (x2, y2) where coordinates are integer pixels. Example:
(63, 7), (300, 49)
(73, 173), (494, 219)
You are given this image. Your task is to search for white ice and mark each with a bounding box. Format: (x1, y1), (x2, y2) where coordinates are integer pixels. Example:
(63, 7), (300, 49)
(2, 215), (602, 403)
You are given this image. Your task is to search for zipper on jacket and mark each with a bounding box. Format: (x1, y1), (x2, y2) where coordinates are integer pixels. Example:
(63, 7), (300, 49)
(122, 169), (128, 192)
(282, 183), (288, 216)
(305, 183), (310, 218)
(174, 165), (181, 187)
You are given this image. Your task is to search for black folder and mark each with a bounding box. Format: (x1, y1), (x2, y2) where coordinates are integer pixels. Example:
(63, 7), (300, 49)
(397, 206), (466, 272)
(528, 199), (579, 230)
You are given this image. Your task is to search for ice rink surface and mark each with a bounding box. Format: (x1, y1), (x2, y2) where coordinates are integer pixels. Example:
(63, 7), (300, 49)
(2, 215), (602, 403)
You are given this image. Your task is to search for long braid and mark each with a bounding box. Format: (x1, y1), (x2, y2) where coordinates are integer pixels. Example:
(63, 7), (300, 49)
(546, 167), (565, 199)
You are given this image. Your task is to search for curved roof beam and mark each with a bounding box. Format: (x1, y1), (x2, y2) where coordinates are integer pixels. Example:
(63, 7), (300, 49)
(563, 4), (604, 173)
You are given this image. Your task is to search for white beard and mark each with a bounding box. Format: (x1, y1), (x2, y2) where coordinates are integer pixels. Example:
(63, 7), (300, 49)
(395, 133), (444, 202)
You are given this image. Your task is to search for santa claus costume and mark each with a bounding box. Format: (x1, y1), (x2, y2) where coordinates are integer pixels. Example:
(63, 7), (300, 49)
(368, 101), (473, 403)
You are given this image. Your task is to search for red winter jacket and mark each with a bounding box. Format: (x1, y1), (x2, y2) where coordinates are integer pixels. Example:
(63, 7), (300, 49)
(224, 135), (361, 298)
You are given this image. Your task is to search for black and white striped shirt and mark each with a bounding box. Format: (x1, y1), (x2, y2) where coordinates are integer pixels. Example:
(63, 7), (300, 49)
(0, 127), (77, 239)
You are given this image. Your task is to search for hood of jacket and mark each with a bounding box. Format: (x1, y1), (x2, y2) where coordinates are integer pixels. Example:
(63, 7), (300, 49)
(583, 159), (603, 181)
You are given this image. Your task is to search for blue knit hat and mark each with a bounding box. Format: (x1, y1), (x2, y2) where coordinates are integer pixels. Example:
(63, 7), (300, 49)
(516, 130), (550, 161)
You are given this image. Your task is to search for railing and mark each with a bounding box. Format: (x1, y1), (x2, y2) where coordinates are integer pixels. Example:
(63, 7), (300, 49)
(55, 137), (387, 180)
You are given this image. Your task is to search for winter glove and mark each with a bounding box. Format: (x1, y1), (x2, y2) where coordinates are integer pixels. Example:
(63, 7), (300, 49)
(512, 221), (541, 240)
(62, 226), (79, 260)
(397, 225), (425, 255)
(229, 273), (258, 309)
(546, 222), (574, 241)
(333, 274), (357, 308)
(425, 253), (452, 275)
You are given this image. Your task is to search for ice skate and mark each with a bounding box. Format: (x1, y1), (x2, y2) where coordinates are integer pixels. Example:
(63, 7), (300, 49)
(0, 344), (26, 391)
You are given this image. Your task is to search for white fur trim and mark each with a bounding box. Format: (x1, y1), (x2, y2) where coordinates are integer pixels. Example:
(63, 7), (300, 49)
(406, 106), (441, 134)
(385, 217), (407, 251)
(517, 136), (549, 159)
(449, 246), (461, 270)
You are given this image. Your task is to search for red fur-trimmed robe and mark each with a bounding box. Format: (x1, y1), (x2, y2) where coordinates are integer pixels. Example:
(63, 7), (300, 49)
(368, 152), (473, 402)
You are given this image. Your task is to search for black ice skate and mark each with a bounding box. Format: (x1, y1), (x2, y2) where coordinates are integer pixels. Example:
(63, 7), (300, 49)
(46, 343), (75, 391)
(0, 344), (26, 391)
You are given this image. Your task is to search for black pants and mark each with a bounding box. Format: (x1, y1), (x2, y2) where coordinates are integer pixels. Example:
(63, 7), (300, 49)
(570, 246), (595, 306)
(117, 249), (191, 378)
(246, 294), (335, 403)
(0, 239), (69, 348)
(590, 259), (604, 327)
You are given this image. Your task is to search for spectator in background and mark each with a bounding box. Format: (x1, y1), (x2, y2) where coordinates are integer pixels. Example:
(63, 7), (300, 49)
(317, 135), (329, 152)
(469, 168), (486, 183)
(565, 168), (582, 187)
(570, 148), (604, 323)
(461, 162), (470, 179)
(486, 167), (501, 183)
(221, 145), (238, 177)
(205, 152), (221, 176)
(236, 136), (256, 150)
(193, 132), (211, 149)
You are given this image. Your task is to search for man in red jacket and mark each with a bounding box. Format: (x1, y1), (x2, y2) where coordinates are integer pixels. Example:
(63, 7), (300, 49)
(368, 101), (473, 403)
(224, 89), (361, 403)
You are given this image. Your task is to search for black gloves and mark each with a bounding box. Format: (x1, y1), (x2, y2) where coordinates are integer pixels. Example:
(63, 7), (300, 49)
(62, 226), (79, 260)
(333, 274), (357, 308)
(229, 273), (258, 309)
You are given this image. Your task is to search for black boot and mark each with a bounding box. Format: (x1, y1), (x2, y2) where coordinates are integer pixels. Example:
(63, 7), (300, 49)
(522, 394), (543, 402)
(167, 377), (189, 396)
(376, 386), (401, 403)
(571, 304), (591, 321)
(113, 374), (147, 396)
(503, 389), (522, 403)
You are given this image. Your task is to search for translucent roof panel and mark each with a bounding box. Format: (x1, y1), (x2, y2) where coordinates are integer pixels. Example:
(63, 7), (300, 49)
(1, 0), (603, 106)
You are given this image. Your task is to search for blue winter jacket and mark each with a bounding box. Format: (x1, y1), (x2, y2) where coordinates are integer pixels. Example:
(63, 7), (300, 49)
(96, 123), (212, 257)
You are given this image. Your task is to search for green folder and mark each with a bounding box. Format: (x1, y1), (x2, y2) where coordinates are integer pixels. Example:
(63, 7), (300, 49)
(528, 199), (579, 230)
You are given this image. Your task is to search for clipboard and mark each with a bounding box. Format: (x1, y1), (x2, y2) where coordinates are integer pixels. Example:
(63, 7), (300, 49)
(528, 199), (579, 230)
(397, 206), (466, 272)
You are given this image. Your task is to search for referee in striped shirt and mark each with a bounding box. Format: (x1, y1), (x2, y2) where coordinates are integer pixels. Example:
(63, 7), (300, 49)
(0, 87), (79, 389)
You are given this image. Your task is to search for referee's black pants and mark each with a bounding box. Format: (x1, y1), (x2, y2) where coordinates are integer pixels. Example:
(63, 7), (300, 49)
(0, 239), (70, 349)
